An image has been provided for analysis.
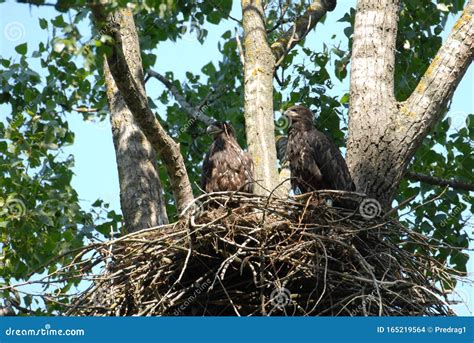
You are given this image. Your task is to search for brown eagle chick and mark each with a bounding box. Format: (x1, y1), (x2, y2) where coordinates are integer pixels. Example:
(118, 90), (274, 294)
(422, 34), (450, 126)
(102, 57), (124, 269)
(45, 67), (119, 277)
(284, 105), (355, 194)
(201, 121), (254, 193)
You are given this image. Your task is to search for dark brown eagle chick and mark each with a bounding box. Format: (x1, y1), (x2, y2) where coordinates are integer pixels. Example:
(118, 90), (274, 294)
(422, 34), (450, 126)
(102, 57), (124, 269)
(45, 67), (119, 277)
(201, 121), (254, 193)
(284, 105), (355, 193)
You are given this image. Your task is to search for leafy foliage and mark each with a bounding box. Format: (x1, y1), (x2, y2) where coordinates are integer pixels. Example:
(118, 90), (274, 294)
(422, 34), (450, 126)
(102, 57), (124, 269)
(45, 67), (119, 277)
(0, 0), (235, 313)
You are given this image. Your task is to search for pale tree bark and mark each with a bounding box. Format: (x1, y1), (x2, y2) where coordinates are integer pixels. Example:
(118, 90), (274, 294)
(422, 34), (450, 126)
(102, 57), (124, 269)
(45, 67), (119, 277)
(92, 7), (194, 215)
(241, 0), (279, 195)
(103, 60), (168, 232)
(241, 0), (336, 195)
(347, 0), (474, 208)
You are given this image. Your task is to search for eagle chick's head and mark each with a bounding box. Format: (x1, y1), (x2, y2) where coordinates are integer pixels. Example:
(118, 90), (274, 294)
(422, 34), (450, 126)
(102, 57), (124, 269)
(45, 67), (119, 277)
(284, 105), (314, 129)
(206, 121), (236, 139)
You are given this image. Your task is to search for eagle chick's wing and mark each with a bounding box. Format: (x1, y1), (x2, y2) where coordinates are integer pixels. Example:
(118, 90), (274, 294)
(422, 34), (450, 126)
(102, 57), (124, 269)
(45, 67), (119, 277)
(309, 130), (355, 191)
(227, 141), (254, 193)
(200, 150), (213, 192)
(287, 130), (324, 193)
(241, 151), (254, 193)
(201, 138), (255, 193)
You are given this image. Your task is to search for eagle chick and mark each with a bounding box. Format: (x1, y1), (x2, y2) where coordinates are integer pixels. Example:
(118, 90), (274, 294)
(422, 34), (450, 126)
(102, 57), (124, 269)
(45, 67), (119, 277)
(201, 121), (254, 193)
(284, 105), (355, 193)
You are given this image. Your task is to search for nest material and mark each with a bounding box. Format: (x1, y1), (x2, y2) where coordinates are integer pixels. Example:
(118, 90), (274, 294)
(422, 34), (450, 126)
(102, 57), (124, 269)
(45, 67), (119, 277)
(65, 191), (459, 316)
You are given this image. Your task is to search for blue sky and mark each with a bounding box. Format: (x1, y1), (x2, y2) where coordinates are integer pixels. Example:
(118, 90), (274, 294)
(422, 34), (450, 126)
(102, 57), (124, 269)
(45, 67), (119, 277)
(0, 0), (472, 315)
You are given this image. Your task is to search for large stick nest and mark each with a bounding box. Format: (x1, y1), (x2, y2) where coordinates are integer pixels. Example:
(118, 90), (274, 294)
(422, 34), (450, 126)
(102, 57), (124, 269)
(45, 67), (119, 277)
(64, 191), (459, 316)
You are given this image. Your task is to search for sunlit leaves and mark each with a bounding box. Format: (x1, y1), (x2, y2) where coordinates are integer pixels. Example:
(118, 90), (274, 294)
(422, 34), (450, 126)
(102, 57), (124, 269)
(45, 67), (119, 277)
(0, 8), (111, 314)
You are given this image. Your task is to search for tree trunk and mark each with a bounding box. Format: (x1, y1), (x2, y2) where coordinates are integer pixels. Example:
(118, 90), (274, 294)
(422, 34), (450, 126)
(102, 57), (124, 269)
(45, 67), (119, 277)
(241, 0), (279, 195)
(104, 60), (168, 233)
(92, 6), (194, 215)
(347, 0), (474, 208)
(240, 0), (336, 195)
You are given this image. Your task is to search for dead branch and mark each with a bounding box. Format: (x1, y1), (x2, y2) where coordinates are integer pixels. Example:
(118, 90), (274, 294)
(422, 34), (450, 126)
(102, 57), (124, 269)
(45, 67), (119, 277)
(405, 171), (474, 192)
(271, 0), (337, 67)
(146, 70), (214, 126)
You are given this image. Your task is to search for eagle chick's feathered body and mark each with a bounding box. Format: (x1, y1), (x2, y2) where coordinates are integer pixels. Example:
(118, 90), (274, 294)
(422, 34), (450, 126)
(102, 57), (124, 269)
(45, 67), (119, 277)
(201, 122), (254, 193)
(284, 105), (355, 193)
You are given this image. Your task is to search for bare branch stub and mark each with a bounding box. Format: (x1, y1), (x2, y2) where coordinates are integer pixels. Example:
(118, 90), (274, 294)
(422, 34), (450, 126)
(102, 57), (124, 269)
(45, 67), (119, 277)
(271, 0), (337, 67)
(235, 28), (246, 65)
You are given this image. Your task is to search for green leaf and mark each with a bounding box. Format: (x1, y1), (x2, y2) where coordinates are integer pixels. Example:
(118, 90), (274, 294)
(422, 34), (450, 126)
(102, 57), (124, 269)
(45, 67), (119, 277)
(207, 11), (222, 25)
(39, 18), (48, 30)
(451, 252), (468, 273)
(222, 30), (231, 40)
(15, 43), (28, 55)
(51, 15), (66, 28)
(0, 59), (10, 67)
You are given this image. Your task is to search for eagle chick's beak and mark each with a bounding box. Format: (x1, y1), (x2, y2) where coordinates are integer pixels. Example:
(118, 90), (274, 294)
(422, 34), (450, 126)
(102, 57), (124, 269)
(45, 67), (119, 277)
(284, 109), (296, 119)
(206, 124), (222, 135)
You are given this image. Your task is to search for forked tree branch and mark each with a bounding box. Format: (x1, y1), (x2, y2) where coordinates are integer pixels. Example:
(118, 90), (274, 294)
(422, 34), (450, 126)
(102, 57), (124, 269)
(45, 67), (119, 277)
(103, 58), (169, 231)
(402, 0), (474, 128)
(405, 171), (474, 192)
(345, 0), (402, 206)
(91, 6), (194, 214)
(271, 0), (337, 67)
